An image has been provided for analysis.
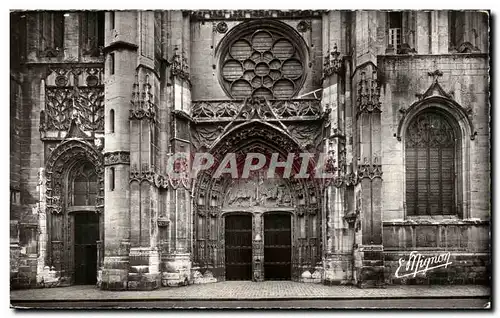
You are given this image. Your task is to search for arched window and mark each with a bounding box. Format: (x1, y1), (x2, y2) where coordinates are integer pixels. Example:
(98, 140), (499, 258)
(109, 167), (115, 191)
(71, 163), (98, 206)
(405, 111), (457, 216)
(109, 109), (115, 133)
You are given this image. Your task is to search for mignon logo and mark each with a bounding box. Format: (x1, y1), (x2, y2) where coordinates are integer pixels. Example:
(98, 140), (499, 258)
(395, 251), (452, 279)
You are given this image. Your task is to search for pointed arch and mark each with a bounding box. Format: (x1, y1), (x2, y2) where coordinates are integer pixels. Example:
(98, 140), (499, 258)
(45, 139), (104, 214)
(396, 96), (476, 142)
(397, 97), (473, 219)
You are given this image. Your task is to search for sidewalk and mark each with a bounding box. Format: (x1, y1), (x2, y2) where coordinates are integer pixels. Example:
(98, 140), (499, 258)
(10, 281), (490, 301)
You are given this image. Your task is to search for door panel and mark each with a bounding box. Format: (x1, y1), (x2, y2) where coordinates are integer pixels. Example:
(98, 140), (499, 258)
(264, 213), (291, 280)
(74, 212), (99, 285)
(225, 214), (252, 280)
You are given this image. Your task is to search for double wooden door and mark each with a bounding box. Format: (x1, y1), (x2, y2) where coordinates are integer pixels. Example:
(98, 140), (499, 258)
(224, 213), (292, 281)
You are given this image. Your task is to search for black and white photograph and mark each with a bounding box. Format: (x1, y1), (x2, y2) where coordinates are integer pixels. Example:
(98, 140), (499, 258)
(7, 6), (492, 310)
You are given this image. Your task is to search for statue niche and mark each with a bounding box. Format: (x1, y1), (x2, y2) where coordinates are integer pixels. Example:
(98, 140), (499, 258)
(223, 172), (292, 208)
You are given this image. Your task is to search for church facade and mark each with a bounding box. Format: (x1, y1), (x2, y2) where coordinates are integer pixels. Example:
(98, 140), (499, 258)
(10, 10), (490, 290)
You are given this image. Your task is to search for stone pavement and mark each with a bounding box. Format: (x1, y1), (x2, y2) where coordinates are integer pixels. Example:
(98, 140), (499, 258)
(11, 281), (490, 301)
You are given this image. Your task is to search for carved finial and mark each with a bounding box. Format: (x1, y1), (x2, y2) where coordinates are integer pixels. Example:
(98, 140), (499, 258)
(428, 70), (443, 83)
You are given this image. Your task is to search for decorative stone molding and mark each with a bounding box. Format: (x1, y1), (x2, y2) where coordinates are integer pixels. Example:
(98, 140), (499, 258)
(129, 168), (191, 191)
(215, 21), (228, 33)
(415, 70), (454, 101)
(40, 47), (62, 58)
(104, 151), (130, 166)
(297, 20), (311, 32)
(357, 157), (383, 180)
(41, 66), (104, 133)
(395, 71), (477, 141)
(323, 43), (343, 77)
(45, 139), (104, 215)
(357, 71), (381, 115)
(157, 218), (170, 227)
(130, 73), (157, 122)
(190, 10), (324, 21)
(170, 48), (190, 84)
(191, 98), (321, 122)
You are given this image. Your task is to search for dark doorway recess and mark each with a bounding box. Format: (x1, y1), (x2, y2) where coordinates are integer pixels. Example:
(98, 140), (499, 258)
(264, 213), (291, 280)
(225, 214), (253, 280)
(73, 212), (99, 285)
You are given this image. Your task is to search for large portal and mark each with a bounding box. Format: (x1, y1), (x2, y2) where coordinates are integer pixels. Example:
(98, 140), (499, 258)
(225, 214), (253, 280)
(264, 213), (291, 280)
(73, 212), (99, 285)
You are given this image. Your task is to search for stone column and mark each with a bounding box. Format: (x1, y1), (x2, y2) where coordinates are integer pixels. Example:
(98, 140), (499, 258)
(252, 212), (264, 282)
(321, 11), (352, 285)
(162, 10), (194, 287)
(351, 11), (385, 288)
(355, 66), (384, 288)
(126, 11), (162, 291)
(100, 10), (137, 290)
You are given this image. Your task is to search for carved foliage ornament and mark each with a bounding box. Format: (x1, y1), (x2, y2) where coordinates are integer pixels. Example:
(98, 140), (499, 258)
(42, 66), (104, 133)
(191, 98), (320, 121)
(130, 167), (191, 191)
(104, 151), (130, 166)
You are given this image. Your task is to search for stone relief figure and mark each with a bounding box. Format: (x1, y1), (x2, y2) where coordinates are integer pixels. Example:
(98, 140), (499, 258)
(224, 173), (292, 208)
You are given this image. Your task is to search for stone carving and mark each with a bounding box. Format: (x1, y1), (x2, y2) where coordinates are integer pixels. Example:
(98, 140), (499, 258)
(74, 87), (104, 131)
(273, 99), (321, 118)
(357, 71), (381, 114)
(191, 98), (321, 122)
(224, 173), (292, 208)
(297, 20), (311, 32)
(415, 70), (454, 101)
(104, 151), (130, 166)
(44, 88), (72, 131)
(288, 124), (322, 148)
(45, 139), (104, 214)
(190, 10), (322, 21)
(157, 217), (170, 227)
(130, 73), (157, 121)
(170, 48), (190, 83)
(191, 126), (225, 149)
(357, 157), (383, 180)
(395, 69), (477, 141)
(323, 43), (343, 77)
(130, 168), (191, 191)
(237, 96), (274, 120)
(192, 101), (239, 119)
(43, 66), (104, 133)
(215, 21), (228, 33)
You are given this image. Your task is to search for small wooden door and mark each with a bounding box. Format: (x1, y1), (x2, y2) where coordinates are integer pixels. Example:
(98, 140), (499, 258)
(73, 212), (99, 285)
(225, 214), (253, 280)
(264, 213), (291, 280)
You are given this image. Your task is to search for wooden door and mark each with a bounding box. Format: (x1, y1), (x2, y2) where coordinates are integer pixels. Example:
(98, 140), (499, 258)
(225, 214), (252, 280)
(264, 213), (291, 280)
(73, 212), (99, 285)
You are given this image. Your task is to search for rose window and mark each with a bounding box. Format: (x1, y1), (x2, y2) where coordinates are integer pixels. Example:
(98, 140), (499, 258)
(220, 29), (306, 99)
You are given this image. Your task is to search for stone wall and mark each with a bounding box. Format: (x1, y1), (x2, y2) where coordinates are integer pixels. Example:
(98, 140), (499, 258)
(378, 54), (490, 285)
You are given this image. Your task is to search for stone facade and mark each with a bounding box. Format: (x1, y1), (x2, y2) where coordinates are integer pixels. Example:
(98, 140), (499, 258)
(10, 10), (490, 290)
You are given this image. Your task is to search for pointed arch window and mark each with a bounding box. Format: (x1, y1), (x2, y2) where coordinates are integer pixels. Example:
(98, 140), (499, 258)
(405, 111), (458, 216)
(71, 163), (98, 206)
